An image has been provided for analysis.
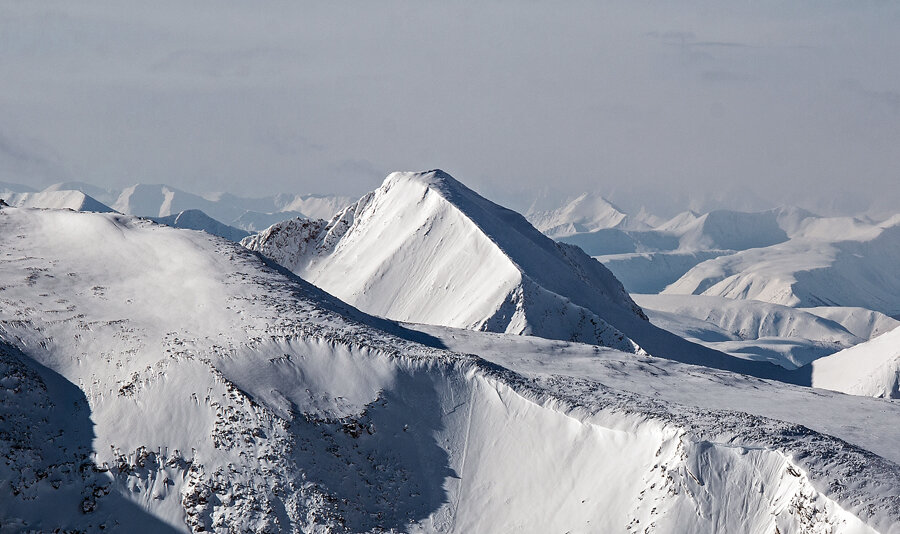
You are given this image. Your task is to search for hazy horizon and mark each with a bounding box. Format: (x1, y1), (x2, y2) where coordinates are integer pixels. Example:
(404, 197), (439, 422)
(2, 1), (899, 217)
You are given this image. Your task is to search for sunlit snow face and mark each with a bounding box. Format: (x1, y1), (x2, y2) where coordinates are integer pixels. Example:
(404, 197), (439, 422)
(2, 1), (899, 215)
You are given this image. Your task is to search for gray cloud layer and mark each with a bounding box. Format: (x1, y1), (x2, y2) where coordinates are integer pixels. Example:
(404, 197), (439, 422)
(1, 1), (898, 215)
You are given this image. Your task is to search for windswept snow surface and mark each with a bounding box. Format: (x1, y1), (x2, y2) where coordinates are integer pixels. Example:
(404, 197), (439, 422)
(664, 222), (900, 316)
(243, 171), (644, 352)
(1, 205), (899, 533)
(811, 325), (900, 399)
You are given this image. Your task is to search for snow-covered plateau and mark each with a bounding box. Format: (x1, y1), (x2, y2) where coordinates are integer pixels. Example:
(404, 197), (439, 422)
(1, 186), (899, 532)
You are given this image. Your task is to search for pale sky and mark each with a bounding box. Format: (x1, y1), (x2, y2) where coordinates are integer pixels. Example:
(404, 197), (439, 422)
(2, 1), (899, 216)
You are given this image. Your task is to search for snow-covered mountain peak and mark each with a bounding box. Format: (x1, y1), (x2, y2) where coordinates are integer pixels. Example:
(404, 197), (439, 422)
(244, 170), (647, 351)
(382, 168), (458, 190)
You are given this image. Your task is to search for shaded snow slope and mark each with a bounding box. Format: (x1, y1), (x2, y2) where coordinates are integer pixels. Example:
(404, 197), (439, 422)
(2, 206), (898, 533)
(152, 209), (250, 242)
(634, 294), (865, 368)
(243, 170), (644, 352)
(811, 325), (900, 399)
(664, 223), (900, 316)
(3, 190), (115, 213)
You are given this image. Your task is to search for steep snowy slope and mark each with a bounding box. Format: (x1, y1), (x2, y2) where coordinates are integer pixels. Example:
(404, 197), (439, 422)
(811, 325), (900, 399)
(151, 209), (250, 242)
(634, 294), (865, 368)
(1, 205), (898, 533)
(244, 171), (644, 351)
(3, 190), (115, 213)
(664, 223), (900, 316)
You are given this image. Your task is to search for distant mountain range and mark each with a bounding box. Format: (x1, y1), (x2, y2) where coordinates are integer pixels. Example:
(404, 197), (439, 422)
(0, 181), (353, 242)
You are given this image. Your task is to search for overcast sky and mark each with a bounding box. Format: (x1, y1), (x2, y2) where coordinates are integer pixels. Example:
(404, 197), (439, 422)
(2, 1), (899, 215)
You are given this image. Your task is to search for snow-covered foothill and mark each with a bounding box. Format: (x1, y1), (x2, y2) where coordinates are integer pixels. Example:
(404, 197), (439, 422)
(811, 324), (900, 399)
(1, 205), (898, 533)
